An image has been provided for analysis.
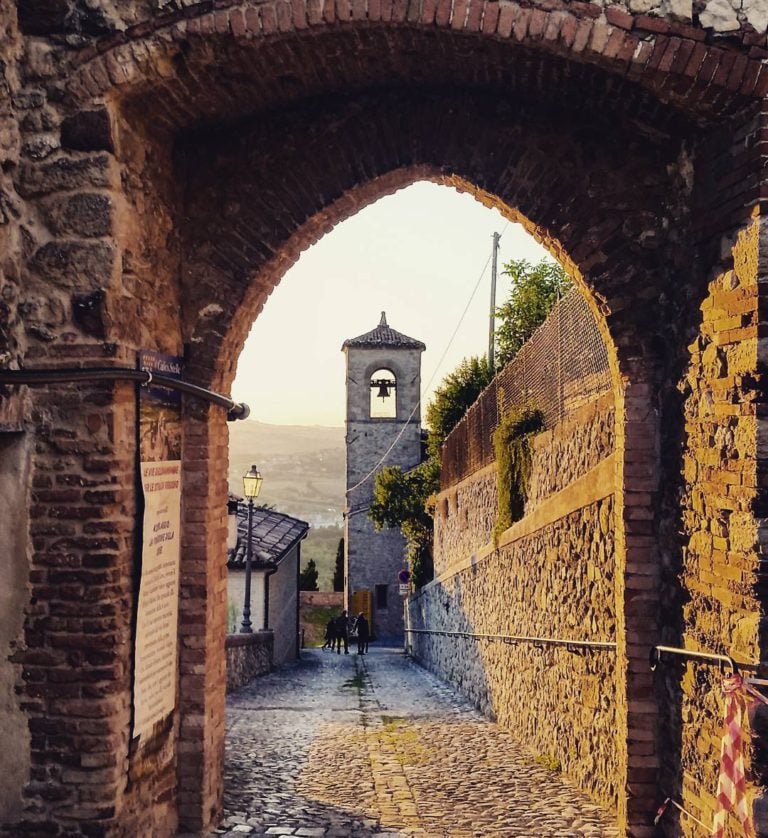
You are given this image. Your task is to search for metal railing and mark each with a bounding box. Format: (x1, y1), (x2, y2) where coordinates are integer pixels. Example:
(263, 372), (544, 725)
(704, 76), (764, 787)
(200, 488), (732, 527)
(405, 627), (616, 652)
(406, 635), (756, 672)
(650, 644), (739, 674)
(0, 366), (250, 421)
(441, 289), (612, 488)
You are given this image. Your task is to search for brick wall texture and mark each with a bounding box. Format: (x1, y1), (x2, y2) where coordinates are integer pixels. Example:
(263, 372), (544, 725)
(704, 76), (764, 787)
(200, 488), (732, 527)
(2, 0), (768, 834)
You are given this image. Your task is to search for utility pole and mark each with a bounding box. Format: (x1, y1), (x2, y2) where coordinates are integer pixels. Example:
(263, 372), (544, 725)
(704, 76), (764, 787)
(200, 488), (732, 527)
(488, 231), (501, 374)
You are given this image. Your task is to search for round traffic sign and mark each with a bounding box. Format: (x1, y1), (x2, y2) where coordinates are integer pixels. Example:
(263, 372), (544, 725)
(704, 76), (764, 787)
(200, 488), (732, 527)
(398, 568), (410, 584)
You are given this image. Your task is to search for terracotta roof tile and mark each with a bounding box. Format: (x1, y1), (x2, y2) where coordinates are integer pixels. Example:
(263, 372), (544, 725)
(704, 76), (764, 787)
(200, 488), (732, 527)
(342, 311), (425, 351)
(227, 505), (309, 569)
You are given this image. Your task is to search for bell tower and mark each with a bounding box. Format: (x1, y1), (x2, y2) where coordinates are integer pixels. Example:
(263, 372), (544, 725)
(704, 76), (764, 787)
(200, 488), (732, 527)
(341, 312), (425, 640)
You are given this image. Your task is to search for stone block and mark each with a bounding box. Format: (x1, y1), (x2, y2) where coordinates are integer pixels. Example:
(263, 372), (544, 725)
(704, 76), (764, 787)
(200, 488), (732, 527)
(42, 193), (113, 238)
(30, 241), (115, 289)
(19, 155), (115, 198)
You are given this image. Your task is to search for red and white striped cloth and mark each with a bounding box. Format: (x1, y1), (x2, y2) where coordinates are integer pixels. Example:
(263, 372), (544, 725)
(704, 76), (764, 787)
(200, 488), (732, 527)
(712, 673), (768, 838)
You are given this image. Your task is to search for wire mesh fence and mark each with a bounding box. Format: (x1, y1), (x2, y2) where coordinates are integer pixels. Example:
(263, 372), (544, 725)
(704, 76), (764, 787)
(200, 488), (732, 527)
(440, 289), (613, 488)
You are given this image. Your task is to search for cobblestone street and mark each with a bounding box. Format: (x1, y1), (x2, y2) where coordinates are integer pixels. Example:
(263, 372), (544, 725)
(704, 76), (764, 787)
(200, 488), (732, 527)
(215, 647), (620, 837)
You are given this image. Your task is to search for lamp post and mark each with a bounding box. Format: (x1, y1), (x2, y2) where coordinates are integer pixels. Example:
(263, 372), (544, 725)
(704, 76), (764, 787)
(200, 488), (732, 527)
(240, 464), (263, 634)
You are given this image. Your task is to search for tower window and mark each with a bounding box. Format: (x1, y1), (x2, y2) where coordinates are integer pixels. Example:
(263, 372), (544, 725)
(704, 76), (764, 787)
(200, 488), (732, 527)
(370, 368), (397, 419)
(375, 584), (388, 610)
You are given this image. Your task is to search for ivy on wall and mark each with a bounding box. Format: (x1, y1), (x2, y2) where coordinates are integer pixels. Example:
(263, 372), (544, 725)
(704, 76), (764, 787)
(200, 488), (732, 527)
(493, 406), (544, 537)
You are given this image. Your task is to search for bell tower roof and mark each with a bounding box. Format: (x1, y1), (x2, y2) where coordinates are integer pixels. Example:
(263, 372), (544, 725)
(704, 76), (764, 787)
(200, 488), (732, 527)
(342, 311), (426, 351)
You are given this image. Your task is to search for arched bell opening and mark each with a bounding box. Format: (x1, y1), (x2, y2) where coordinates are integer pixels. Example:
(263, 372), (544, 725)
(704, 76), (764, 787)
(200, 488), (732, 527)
(369, 366), (397, 420)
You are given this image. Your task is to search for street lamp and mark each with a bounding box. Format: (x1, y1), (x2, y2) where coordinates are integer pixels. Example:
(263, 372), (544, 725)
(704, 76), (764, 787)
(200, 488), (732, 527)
(240, 464), (263, 634)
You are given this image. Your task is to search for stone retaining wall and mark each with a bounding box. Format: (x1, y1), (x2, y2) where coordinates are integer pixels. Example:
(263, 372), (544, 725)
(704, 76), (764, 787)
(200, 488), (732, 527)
(433, 395), (615, 577)
(410, 393), (618, 809)
(225, 632), (273, 692)
(528, 394), (615, 505)
(300, 592), (344, 608)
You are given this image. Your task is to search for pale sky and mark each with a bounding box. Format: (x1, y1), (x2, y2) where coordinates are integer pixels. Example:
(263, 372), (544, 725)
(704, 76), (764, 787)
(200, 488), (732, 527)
(232, 181), (552, 427)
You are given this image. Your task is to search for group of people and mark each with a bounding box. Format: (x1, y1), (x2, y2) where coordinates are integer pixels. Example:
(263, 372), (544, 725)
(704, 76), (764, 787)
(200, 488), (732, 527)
(322, 609), (370, 655)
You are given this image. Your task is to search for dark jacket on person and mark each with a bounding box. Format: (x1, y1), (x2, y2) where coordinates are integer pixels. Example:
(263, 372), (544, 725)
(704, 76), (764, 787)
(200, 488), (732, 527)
(355, 614), (370, 641)
(334, 613), (349, 638)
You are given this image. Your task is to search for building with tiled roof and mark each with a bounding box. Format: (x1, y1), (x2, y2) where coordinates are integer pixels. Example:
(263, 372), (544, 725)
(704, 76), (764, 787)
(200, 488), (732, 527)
(228, 505), (309, 569)
(227, 503), (309, 666)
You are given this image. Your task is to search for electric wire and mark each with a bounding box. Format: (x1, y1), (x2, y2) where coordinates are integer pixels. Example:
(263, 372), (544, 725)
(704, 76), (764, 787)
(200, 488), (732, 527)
(346, 223), (509, 498)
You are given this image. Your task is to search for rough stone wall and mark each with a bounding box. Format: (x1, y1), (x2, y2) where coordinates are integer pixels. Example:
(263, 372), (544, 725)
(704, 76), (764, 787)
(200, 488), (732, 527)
(411, 497), (618, 806)
(433, 395), (615, 578)
(0, 0), (24, 432)
(412, 394), (618, 808)
(433, 466), (497, 578)
(0, 2), (31, 821)
(528, 394), (616, 505)
(0, 36), (193, 833)
(225, 632), (273, 692)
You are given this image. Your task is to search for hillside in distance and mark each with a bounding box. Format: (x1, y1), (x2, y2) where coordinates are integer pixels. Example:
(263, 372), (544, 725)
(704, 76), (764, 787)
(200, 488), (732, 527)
(228, 420), (345, 527)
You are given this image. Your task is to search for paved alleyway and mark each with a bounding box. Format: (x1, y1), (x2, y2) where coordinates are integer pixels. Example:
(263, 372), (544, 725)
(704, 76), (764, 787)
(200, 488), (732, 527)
(215, 647), (621, 838)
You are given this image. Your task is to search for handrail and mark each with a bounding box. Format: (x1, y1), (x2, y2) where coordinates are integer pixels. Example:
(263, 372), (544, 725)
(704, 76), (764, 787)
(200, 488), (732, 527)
(407, 634), (747, 668)
(0, 366), (250, 421)
(654, 797), (710, 832)
(650, 645), (738, 674)
(405, 627), (616, 651)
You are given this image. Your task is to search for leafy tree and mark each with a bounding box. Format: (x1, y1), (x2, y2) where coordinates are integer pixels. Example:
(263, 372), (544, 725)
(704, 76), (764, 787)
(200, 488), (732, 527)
(495, 258), (571, 368)
(368, 458), (440, 588)
(425, 356), (492, 458)
(367, 263), (568, 589)
(299, 558), (319, 591)
(369, 354), (496, 589)
(332, 537), (344, 592)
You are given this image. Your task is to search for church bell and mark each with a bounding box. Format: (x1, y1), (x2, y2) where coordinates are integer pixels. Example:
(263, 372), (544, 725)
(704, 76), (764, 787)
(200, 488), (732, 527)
(371, 378), (395, 400)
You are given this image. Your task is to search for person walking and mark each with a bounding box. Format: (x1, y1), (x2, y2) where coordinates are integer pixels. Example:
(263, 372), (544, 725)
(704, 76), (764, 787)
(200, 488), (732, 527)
(355, 612), (369, 655)
(322, 617), (336, 650)
(335, 610), (349, 654)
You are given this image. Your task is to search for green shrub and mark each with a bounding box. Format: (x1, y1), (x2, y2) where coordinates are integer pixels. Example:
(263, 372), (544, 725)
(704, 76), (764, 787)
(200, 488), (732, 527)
(493, 406), (544, 537)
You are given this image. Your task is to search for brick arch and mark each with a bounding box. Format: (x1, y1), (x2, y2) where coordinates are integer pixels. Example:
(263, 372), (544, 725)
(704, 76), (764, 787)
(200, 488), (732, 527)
(154, 81), (685, 834)
(7, 1), (767, 832)
(171, 85), (689, 388)
(66, 1), (764, 128)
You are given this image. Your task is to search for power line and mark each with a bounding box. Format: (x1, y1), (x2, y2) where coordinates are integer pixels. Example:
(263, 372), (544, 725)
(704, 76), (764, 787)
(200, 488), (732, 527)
(345, 222), (509, 497)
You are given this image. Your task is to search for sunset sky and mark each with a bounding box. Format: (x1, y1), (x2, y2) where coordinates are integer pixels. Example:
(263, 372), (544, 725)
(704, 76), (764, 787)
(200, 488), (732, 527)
(232, 180), (552, 427)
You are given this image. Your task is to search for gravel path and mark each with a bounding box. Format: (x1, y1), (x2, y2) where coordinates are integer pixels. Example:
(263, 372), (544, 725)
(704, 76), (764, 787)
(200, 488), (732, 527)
(215, 646), (620, 837)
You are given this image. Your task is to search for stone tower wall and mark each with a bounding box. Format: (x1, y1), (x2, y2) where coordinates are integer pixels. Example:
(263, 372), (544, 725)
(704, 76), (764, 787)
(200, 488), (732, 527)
(344, 343), (423, 639)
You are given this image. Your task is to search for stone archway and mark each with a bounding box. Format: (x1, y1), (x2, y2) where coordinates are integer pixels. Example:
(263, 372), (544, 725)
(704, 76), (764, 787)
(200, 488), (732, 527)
(1, 3), (767, 835)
